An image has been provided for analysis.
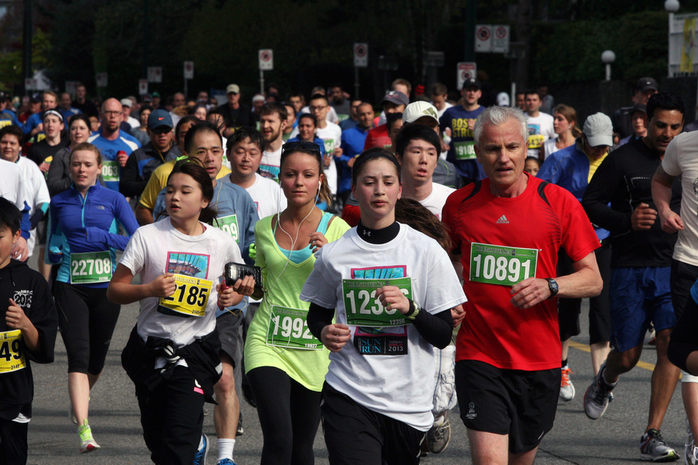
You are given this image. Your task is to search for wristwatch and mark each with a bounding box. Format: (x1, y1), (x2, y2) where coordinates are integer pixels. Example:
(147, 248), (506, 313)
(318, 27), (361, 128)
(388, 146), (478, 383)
(545, 278), (559, 298)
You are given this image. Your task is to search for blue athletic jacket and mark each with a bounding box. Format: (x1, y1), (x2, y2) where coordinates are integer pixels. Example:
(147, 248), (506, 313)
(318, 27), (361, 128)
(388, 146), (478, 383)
(48, 182), (139, 288)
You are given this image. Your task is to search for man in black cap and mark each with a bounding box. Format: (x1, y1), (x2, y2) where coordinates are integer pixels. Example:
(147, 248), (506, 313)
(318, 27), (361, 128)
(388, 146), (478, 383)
(439, 77), (486, 184)
(618, 104), (647, 147)
(120, 109), (175, 198)
(612, 77), (658, 140)
(362, 90), (409, 150)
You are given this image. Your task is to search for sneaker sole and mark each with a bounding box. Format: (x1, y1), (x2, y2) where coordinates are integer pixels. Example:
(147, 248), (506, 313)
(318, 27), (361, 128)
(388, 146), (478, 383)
(79, 443), (100, 453)
(639, 451), (680, 462)
(583, 384), (607, 420)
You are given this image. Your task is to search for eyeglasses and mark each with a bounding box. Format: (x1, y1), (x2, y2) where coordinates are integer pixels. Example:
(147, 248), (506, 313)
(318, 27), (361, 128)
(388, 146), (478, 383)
(309, 105), (327, 112)
(281, 141), (321, 156)
(103, 111), (121, 116)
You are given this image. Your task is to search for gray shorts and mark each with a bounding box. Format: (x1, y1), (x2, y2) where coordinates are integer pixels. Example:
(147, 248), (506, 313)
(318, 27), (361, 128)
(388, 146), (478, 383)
(216, 310), (244, 367)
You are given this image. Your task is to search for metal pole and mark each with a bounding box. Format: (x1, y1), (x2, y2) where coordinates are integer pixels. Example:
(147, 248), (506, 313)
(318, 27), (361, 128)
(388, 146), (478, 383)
(668, 12), (674, 78)
(511, 82), (516, 108)
(260, 70), (265, 96)
(354, 67), (360, 99)
(464, 0), (476, 62)
(605, 64), (611, 81)
(22, 0), (32, 95)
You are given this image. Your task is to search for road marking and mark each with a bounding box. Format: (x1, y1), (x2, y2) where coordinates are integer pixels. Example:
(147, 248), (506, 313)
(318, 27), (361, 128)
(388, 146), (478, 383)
(569, 340), (656, 371)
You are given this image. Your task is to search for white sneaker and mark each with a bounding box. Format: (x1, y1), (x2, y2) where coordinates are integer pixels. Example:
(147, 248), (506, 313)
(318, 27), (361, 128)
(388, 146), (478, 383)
(640, 429), (679, 462)
(560, 366), (575, 401)
(78, 420), (100, 453)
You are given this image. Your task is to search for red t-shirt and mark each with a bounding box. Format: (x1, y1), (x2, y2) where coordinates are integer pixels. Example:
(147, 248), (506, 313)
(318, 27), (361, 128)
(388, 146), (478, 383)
(442, 175), (599, 371)
(363, 124), (391, 150)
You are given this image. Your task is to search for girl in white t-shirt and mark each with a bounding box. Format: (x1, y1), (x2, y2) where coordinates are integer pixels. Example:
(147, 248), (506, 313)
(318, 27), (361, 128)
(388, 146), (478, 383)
(300, 149), (466, 465)
(107, 159), (250, 465)
(543, 104), (581, 159)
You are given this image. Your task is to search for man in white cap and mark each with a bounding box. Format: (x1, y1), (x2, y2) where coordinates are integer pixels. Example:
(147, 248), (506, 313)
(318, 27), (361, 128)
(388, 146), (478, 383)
(120, 98), (140, 129)
(537, 113), (614, 405)
(582, 92), (685, 462)
(216, 84), (255, 133)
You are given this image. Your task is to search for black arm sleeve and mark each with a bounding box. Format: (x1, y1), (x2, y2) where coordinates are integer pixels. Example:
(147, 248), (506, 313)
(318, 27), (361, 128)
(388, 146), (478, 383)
(412, 308), (453, 350)
(119, 153), (145, 197)
(307, 302), (335, 341)
(581, 155), (633, 234)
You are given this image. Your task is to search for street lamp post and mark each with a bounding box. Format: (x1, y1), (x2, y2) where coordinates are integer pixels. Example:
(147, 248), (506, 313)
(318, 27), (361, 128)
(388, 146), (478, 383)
(665, 0), (680, 77)
(601, 50), (615, 82)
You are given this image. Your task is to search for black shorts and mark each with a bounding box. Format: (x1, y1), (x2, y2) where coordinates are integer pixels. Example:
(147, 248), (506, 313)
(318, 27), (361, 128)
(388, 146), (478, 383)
(216, 310), (244, 367)
(0, 418), (28, 465)
(455, 360), (559, 454)
(321, 383), (424, 465)
(671, 259), (698, 321)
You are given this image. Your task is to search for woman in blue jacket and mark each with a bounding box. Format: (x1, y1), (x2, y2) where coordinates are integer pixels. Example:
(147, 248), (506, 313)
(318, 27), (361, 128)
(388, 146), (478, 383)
(48, 142), (138, 452)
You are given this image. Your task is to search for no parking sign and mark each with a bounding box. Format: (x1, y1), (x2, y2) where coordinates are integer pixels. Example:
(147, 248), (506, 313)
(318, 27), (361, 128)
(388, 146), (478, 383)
(354, 43), (368, 67)
(259, 50), (273, 71)
(457, 62), (477, 90)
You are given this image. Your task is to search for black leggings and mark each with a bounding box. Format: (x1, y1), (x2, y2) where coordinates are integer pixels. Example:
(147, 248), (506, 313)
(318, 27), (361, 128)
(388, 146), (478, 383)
(557, 243), (612, 344)
(53, 281), (121, 374)
(247, 366), (322, 465)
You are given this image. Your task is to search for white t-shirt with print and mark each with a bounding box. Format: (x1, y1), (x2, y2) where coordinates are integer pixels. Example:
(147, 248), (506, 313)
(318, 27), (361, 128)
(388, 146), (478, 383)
(244, 173), (287, 220)
(526, 112), (555, 158)
(260, 146), (282, 181)
(300, 224), (466, 431)
(119, 218), (243, 347)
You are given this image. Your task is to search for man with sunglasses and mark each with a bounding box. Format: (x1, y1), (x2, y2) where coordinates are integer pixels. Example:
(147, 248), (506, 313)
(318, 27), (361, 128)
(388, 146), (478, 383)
(120, 109), (175, 198)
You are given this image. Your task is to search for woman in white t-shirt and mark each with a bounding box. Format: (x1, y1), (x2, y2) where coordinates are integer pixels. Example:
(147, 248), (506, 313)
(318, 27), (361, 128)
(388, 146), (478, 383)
(300, 149), (466, 465)
(543, 104), (581, 159)
(107, 159), (250, 465)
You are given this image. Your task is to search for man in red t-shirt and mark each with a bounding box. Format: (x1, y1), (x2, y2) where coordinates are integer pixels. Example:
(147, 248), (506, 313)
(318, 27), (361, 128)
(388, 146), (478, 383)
(442, 106), (602, 465)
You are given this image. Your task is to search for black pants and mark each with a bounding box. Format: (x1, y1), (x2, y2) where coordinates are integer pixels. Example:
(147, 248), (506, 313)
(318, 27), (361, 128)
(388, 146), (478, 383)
(322, 383), (424, 465)
(247, 366), (321, 465)
(0, 418), (27, 465)
(53, 281), (121, 374)
(136, 366), (206, 465)
(558, 243), (612, 344)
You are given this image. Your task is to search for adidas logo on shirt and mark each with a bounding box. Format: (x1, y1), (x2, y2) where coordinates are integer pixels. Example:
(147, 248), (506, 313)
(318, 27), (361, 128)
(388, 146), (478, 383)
(496, 215), (509, 224)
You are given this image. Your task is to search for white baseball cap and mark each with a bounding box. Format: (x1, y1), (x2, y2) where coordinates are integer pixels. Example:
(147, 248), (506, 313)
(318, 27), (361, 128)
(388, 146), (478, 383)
(583, 113), (613, 147)
(403, 101), (439, 124)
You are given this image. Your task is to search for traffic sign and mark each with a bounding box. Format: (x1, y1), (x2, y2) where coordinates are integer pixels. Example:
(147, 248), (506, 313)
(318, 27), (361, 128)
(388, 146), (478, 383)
(184, 61), (194, 80)
(492, 25), (510, 53)
(457, 62), (477, 90)
(138, 79), (148, 95)
(96, 72), (108, 88)
(259, 49), (273, 70)
(475, 25), (492, 52)
(354, 43), (368, 68)
(147, 67), (162, 83)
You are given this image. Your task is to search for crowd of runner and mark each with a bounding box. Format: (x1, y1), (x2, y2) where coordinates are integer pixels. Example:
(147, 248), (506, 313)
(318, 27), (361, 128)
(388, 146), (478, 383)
(2, 74), (698, 465)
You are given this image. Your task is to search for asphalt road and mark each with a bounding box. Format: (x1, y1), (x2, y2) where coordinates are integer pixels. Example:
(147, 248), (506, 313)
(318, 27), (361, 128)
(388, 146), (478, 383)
(24, 253), (687, 464)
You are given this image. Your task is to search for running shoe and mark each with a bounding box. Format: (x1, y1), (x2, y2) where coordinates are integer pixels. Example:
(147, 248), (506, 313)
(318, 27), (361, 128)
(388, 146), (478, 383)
(217, 459), (237, 465)
(640, 429), (680, 462)
(685, 417), (698, 465)
(583, 362), (615, 420)
(427, 418), (451, 454)
(560, 366), (575, 402)
(237, 415), (244, 436)
(78, 420), (100, 453)
(193, 434), (209, 465)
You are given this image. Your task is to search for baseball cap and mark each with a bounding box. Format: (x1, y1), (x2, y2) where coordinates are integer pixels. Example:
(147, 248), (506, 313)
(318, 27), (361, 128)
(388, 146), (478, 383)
(148, 109), (173, 130)
(631, 103), (647, 115)
(462, 78), (481, 90)
(141, 93), (153, 103)
(152, 92), (161, 98)
(120, 98), (132, 108)
(583, 113), (613, 147)
(636, 77), (658, 92)
(226, 84), (240, 94)
(30, 92), (41, 103)
(382, 90), (409, 107)
(496, 92), (510, 106)
(252, 94), (265, 103)
(403, 101), (439, 124)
